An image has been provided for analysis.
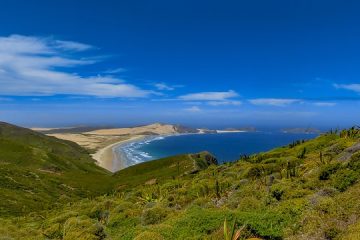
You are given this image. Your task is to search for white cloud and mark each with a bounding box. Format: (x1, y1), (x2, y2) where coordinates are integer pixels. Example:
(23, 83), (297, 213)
(207, 100), (242, 106)
(334, 83), (360, 93)
(184, 106), (201, 112)
(0, 35), (52, 54)
(249, 98), (301, 106)
(0, 34), (151, 98)
(154, 83), (175, 91)
(313, 102), (336, 107)
(179, 90), (239, 101)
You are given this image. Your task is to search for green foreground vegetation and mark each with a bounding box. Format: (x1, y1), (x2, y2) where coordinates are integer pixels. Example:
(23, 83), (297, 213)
(0, 122), (116, 216)
(1, 122), (360, 239)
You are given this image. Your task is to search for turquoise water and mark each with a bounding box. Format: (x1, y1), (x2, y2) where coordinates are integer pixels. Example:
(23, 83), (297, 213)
(115, 132), (318, 167)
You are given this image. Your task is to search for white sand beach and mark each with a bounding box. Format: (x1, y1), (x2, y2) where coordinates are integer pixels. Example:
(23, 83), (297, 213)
(91, 135), (145, 172)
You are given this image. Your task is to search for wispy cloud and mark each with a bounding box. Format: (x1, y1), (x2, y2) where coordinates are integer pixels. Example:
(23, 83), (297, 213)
(207, 100), (242, 106)
(184, 106), (201, 112)
(154, 83), (175, 91)
(249, 98), (301, 106)
(334, 83), (360, 94)
(313, 102), (336, 107)
(104, 68), (127, 74)
(0, 34), (152, 98)
(178, 90), (239, 101)
(153, 82), (184, 91)
(54, 40), (93, 51)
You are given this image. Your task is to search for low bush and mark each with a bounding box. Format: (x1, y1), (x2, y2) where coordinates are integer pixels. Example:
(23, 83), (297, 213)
(348, 152), (360, 171)
(62, 216), (106, 240)
(271, 186), (284, 201)
(332, 169), (359, 192)
(319, 163), (341, 180)
(141, 207), (169, 225)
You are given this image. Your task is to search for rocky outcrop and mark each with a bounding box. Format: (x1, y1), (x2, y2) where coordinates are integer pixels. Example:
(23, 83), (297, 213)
(188, 151), (218, 174)
(338, 142), (360, 161)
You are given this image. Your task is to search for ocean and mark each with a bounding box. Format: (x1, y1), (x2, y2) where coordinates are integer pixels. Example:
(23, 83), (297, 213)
(114, 131), (318, 168)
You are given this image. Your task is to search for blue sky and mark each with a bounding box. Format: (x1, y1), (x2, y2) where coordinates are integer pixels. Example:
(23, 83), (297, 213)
(0, 0), (360, 128)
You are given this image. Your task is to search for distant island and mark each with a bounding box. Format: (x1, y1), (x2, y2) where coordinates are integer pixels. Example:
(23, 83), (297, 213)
(218, 127), (257, 133)
(281, 127), (321, 134)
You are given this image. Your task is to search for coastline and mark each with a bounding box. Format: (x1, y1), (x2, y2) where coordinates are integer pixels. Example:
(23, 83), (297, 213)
(92, 131), (250, 173)
(91, 135), (145, 172)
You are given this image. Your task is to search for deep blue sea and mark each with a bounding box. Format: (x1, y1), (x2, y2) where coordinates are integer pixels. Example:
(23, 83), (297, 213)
(115, 132), (318, 167)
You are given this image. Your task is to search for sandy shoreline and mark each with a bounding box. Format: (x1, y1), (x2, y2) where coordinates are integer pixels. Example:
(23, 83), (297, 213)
(32, 123), (252, 173)
(91, 131), (249, 172)
(91, 135), (145, 172)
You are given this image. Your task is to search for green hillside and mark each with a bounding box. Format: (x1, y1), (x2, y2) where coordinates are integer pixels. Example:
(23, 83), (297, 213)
(1, 123), (360, 239)
(0, 122), (116, 216)
(113, 151), (218, 189)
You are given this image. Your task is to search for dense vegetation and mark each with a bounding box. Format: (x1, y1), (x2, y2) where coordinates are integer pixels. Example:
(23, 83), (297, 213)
(1, 123), (360, 239)
(0, 122), (116, 216)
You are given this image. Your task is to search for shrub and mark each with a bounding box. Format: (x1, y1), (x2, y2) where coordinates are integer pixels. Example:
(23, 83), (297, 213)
(112, 201), (134, 213)
(319, 163), (341, 180)
(234, 196), (263, 211)
(315, 196), (335, 214)
(171, 206), (230, 238)
(348, 152), (360, 171)
(89, 201), (114, 224)
(332, 169), (359, 192)
(246, 165), (263, 179)
(192, 197), (213, 208)
(42, 223), (62, 239)
(324, 227), (340, 240)
(141, 207), (169, 225)
(297, 147), (307, 159)
(271, 186), (284, 201)
(63, 216), (106, 240)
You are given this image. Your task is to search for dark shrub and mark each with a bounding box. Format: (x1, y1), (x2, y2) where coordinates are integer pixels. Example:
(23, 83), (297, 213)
(348, 152), (360, 171)
(271, 186), (284, 201)
(319, 163), (341, 180)
(324, 227), (340, 240)
(332, 169), (359, 192)
(247, 165), (263, 179)
(141, 207), (169, 225)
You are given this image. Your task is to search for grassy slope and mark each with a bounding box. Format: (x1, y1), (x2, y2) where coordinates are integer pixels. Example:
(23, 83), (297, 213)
(113, 151), (217, 189)
(1, 126), (360, 239)
(0, 122), (116, 216)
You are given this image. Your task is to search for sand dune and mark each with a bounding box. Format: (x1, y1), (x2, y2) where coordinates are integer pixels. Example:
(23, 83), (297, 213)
(46, 123), (182, 151)
(85, 123), (179, 136)
(31, 127), (60, 131)
(48, 133), (129, 150)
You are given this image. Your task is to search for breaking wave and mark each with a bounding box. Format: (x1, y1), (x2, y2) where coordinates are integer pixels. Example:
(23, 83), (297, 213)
(115, 136), (166, 166)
